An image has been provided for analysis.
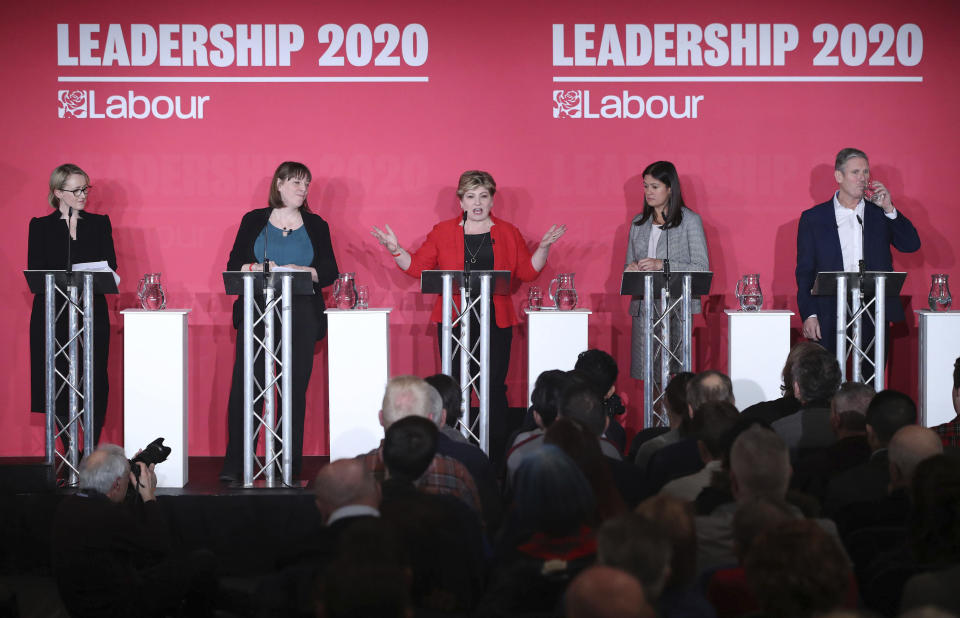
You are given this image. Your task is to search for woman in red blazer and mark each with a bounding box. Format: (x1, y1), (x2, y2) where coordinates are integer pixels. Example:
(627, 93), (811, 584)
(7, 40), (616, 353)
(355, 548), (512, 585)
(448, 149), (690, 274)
(372, 170), (565, 428)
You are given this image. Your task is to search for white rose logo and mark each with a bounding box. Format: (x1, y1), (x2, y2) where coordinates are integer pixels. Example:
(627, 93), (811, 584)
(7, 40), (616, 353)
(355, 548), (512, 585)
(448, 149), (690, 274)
(553, 90), (582, 118)
(58, 90), (87, 118)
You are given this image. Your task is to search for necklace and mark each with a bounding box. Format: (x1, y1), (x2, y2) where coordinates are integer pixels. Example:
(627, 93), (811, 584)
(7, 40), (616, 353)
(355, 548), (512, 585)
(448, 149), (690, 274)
(271, 210), (301, 237)
(465, 233), (487, 264)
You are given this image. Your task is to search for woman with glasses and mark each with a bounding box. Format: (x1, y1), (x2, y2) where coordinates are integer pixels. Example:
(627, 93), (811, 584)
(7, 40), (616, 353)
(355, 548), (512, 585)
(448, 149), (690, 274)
(28, 163), (117, 446)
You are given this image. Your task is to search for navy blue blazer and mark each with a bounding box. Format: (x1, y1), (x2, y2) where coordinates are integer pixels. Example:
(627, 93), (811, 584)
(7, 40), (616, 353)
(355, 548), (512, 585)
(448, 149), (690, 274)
(796, 198), (920, 324)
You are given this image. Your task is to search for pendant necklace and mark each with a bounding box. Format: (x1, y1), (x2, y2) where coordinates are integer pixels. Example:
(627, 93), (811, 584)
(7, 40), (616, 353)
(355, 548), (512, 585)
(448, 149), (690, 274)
(465, 233), (487, 264)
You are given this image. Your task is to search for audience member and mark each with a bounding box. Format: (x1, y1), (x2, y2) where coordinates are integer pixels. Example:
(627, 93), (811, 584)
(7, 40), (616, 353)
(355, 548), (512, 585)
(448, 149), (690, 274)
(930, 356), (960, 447)
(791, 381), (875, 504)
(422, 374), (503, 530)
(856, 453), (960, 615)
(559, 371), (623, 459)
(378, 415), (486, 613)
(564, 565), (654, 618)
(479, 446), (597, 617)
(424, 373), (466, 443)
(705, 497), (796, 618)
(361, 375), (482, 516)
(645, 370), (735, 494)
(261, 458), (382, 617)
(506, 371), (623, 486)
(544, 417), (628, 519)
(695, 424), (840, 572)
(505, 369), (567, 481)
(597, 513), (671, 603)
(575, 348), (628, 453)
(744, 519), (851, 618)
(771, 346), (842, 455)
(318, 518), (412, 618)
(740, 341), (821, 424)
(634, 372), (695, 469)
(823, 389), (916, 516)
(661, 400), (739, 502)
(52, 444), (215, 618)
(635, 494), (717, 618)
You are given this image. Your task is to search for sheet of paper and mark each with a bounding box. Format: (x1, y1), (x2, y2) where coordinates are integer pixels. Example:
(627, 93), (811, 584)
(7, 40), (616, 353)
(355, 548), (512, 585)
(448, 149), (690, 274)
(72, 261), (121, 286)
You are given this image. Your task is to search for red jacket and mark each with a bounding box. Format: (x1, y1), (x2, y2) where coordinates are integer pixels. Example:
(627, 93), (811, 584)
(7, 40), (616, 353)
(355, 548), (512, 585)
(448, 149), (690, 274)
(404, 215), (541, 328)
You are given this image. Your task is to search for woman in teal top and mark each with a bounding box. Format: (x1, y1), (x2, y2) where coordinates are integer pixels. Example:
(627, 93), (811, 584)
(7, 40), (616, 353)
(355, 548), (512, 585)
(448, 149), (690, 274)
(220, 161), (339, 483)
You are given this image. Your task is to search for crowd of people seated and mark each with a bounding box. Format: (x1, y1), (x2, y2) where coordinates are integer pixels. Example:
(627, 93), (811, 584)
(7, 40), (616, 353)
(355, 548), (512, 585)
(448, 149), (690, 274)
(53, 346), (960, 618)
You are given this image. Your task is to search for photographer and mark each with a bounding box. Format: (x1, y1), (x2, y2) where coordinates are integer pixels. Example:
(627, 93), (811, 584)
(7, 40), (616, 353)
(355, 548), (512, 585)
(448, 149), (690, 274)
(52, 444), (215, 618)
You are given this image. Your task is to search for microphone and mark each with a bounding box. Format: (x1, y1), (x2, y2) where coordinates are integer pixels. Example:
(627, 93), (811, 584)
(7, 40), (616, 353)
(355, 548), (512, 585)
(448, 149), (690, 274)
(663, 223), (671, 278)
(856, 214), (865, 303)
(262, 219), (270, 274)
(462, 211), (471, 296)
(856, 214), (865, 275)
(65, 206), (73, 275)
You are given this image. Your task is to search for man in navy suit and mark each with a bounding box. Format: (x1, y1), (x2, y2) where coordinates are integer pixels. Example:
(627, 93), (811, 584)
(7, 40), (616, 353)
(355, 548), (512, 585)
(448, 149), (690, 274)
(796, 148), (921, 369)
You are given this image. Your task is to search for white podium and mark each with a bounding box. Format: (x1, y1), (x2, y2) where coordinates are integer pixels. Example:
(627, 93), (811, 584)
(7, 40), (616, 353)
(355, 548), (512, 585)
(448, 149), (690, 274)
(526, 308), (591, 402)
(326, 308), (391, 461)
(916, 310), (960, 427)
(726, 310), (793, 411)
(121, 309), (190, 488)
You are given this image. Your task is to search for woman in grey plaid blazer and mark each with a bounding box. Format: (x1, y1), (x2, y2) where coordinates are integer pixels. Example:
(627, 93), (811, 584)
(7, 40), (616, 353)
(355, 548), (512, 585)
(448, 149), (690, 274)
(624, 161), (709, 379)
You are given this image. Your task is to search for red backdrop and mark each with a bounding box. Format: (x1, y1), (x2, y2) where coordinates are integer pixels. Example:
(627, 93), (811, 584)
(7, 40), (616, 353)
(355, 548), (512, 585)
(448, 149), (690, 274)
(3, 0), (958, 456)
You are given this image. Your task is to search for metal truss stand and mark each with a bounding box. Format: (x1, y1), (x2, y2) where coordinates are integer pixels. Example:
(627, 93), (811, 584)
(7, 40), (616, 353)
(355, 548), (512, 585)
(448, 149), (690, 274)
(223, 271), (313, 487)
(24, 270), (117, 486)
(421, 270), (510, 454)
(621, 271), (712, 429)
(813, 271), (906, 391)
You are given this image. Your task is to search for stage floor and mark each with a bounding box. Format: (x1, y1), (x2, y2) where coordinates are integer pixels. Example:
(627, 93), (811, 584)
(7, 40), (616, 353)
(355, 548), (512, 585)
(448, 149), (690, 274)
(0, 455), (330, 495)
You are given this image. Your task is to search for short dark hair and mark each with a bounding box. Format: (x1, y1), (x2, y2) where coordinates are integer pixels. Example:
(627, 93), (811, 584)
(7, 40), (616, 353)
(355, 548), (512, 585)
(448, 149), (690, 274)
(424, 374), (462, 428)
(954, 356), (960, 391)
(559, 378), (605, 436)
(382, 416), (438, 483)
(530, 369), (568, 427)
(835, 147), (869, 172)
(574, 349), (619, 397)
(791, 347), (841, 403)
(691, 400), (740, 459)
(780, 342), (825, 396)
(832, 382), (875, 432)
(865, 389), (916, 445)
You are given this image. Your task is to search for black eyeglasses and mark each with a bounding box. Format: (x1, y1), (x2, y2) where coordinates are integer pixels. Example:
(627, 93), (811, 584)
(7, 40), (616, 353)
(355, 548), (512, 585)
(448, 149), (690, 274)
(60, 185), (92, 197)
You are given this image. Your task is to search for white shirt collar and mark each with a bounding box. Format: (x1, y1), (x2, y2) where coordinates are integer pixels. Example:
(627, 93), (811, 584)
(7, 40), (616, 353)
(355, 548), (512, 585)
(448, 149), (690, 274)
(327, 504), (380, 526)
(832, 191), (864, 221)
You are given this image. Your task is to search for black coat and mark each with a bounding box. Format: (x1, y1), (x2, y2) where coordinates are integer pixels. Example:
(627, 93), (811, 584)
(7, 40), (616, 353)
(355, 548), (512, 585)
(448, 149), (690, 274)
(28, 210), (117, 416)
(226, 207), (339, 340)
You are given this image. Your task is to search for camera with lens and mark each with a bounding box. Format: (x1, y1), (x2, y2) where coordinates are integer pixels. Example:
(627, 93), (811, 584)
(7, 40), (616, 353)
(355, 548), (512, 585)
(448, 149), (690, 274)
(129, 437), (172, 480)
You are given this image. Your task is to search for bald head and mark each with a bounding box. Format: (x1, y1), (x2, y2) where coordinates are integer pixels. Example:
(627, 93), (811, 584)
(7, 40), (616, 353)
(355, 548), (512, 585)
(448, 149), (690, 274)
(888, 425), (943, 489)
(314, 459), (380, 523)
(565, 566), (654, 618)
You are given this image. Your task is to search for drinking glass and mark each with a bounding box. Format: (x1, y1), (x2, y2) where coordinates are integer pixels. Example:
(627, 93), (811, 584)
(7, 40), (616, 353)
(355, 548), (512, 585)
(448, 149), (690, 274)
(357, 285), (370, 310)
(528, 286), (542, 311)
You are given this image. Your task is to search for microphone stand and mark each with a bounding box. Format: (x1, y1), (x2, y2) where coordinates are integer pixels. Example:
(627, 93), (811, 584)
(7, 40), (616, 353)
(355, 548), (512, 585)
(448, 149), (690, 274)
(856, 214), (865, 304)
(65, 207), (74, 276)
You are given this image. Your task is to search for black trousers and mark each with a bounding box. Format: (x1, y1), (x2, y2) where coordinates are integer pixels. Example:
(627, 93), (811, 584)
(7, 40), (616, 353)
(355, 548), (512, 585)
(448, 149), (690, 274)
(222, 296), (320, 478)
(438, 304), (513, 430)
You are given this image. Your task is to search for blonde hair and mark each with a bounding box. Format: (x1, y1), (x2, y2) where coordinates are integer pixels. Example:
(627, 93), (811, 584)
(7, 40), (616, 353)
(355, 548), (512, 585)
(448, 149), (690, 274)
(48, 163), (89, 209)
(456, 170), (496, 199)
